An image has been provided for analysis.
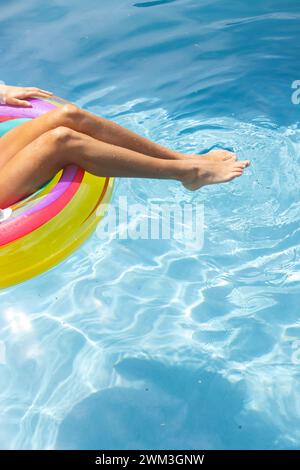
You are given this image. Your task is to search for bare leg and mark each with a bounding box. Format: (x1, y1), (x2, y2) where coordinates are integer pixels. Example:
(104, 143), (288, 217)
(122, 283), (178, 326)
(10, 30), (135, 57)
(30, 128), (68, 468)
(0, 126), (249, 208)
(0, 104), (183, 167)
(0, 104), (236, 168)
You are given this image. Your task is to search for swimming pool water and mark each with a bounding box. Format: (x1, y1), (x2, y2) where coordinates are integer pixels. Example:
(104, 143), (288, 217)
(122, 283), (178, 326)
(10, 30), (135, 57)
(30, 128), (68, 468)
(1, 0), (300, 450)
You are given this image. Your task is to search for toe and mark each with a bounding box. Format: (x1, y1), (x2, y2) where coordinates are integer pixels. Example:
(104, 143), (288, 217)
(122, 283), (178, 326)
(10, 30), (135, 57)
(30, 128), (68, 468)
(233, 160), (250, 170)
(231, 170), (243, 178)
(234, 162), (246, 170)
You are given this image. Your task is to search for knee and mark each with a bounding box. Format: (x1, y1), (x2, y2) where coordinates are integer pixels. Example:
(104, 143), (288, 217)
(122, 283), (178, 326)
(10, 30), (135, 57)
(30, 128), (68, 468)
(36, 126), (77, 168)
(47, 126), (76, 146)
(59, 103), (82, 122)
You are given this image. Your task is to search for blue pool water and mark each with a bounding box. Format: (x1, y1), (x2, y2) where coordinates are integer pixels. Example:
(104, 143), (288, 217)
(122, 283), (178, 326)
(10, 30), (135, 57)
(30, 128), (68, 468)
(1, 0), (300, 450)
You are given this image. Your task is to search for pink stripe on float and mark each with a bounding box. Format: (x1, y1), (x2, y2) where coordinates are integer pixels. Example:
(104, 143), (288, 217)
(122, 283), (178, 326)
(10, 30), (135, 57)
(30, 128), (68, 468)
(0, 168), (84, 247)
(0, 116), (18, 123)
(0, 98), (56, 118)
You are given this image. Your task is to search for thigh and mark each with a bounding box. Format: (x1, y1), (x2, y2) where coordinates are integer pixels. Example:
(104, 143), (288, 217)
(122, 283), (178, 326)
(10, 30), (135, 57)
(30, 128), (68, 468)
(0, 129), (64, 208)
(0, 107), (62, 168)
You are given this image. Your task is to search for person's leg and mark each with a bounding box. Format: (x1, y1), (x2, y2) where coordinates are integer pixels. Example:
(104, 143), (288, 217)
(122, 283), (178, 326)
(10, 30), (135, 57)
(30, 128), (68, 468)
(0, 104), (183, 168)
(0, 126), (249, 208)
(0, 103), (234, 168)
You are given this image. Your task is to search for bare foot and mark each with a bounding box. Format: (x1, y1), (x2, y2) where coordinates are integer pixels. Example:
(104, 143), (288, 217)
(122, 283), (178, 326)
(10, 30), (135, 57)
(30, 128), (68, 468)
(193, 149), (237, 162)
(181, 157), (250, 191)
(175, 149), (236, 161)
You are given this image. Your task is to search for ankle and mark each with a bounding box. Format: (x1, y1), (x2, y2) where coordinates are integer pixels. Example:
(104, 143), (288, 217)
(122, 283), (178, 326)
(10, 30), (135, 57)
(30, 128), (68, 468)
(168, 160), (198, 183)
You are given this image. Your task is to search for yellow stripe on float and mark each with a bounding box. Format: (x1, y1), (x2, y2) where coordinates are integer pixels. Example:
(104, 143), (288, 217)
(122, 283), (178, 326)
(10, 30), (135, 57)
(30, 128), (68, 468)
(0, 173), (114, 288)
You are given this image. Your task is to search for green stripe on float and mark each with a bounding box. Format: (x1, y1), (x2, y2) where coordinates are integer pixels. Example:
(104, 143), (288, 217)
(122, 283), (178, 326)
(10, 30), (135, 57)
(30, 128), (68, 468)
(0, 118), (31, 137)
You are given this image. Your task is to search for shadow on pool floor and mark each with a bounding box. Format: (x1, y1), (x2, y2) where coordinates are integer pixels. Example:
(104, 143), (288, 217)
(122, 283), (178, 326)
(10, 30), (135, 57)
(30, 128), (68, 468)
(56, 357), (278, 450)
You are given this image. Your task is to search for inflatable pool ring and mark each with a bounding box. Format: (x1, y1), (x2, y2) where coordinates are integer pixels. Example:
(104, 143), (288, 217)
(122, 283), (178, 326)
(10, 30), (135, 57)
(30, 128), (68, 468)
(0, 97), (114, 288)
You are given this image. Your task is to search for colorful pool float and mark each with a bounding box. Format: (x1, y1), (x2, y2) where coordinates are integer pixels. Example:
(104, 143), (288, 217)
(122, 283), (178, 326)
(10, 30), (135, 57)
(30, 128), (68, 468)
(0, 96), (114, 288)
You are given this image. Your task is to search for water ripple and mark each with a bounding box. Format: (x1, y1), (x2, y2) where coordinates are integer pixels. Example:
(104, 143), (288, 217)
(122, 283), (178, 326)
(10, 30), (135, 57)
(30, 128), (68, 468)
(1, 98), (300, 448)
(1, 0), (300, 450)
